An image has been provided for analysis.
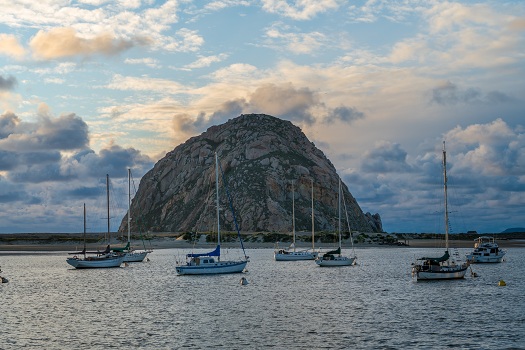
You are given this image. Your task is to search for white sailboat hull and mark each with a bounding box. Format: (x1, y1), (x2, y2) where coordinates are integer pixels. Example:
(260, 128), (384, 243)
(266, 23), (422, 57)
(66, 255), (124, 269)
(315, 256), (355, 267)
(274, 250), (318, 261)
(123, 251), (149, 262)
(412, 266), (468, 280)
(466, 253), (505, 263)
(176, 260), (247, 275)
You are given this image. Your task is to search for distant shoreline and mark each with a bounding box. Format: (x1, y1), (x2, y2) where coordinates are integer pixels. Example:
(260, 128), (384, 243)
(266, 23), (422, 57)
(1, 231), (524, 252)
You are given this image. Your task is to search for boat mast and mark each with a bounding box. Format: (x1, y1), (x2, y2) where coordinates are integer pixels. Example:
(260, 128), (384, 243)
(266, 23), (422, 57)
(106, 174), (110, 244)
(127, 169), (131, 245)
(311, 178), (314, 250)
(292, 180), (296, 252)
(443, 141), (449, 251)
(338, 177), (342, 251)
(215, 152), (220, 260)
(83, 203), (87, 258)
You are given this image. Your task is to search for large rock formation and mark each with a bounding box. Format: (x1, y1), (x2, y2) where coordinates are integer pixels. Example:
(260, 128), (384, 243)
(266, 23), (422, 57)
(119, 114), (382, 234)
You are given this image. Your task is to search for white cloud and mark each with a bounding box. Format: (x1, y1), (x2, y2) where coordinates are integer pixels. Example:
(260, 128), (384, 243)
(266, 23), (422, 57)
(264, 23), (327, 54)
(105, 74), (187, 95)
(0, 34), (26, 60)
(124, 57), (160, 68)
(444, 119), (524, 176)
(261, 0), (340, 20)
(183, 53), (228, 69)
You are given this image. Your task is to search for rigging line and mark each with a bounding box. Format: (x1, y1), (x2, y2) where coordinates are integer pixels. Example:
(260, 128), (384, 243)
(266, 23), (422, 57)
(217, 157), (248, 260)
(341, 191), (356, 256)
(127, 169), (150, 249)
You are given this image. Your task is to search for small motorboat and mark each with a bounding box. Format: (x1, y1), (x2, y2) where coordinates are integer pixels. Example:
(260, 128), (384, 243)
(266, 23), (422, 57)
(466, 236), (506, 263)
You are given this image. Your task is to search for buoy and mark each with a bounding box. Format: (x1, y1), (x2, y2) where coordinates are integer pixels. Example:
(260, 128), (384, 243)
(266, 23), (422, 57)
(498, 279), (506, 286)
(240, 277), (248, 285)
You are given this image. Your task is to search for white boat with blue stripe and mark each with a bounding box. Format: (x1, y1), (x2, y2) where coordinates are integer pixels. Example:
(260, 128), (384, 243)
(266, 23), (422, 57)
(176, 152), (249, 276)
(176, 245), (247, 275)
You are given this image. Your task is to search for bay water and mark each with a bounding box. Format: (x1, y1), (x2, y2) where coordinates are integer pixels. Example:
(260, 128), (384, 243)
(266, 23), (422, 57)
(1, 247), (524, 349)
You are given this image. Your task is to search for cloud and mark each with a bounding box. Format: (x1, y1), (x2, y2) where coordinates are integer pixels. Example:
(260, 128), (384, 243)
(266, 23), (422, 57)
(0, 75), (17, 91)
(361, 141), (413, 173)
(261, 0), (340, 20)
(171, 81), (365, 139)
(207, 99), (247, 125)
(0, 109), (89, 154)
(430, 81), (481, 105)
(249, 83), (318, 124)
(429, 81), (514, 106)
(444, 118), (525, 177)
(124, 57), (160, 68)
(264, 23), (327, 54)
(324, 106), (364, 124)
(4, 143), (153, 184)
(183, 53), (228, 69)
(29, 27), (137, 60)
(70, 144), (154, 178)
(0, 151), (19, 171)
(106, 74), (186, 94)
(0, 111), (20, 138)
(0, 34), (26, 59)
(172, 99), (247, 136)
(509, 18), (525, 31)
(163, 28), (204, 52)
(0, 179), (39, 204)
(350, 119), (525, 233)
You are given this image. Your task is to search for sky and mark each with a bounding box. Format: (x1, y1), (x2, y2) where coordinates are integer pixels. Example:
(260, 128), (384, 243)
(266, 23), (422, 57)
(0, 0), (524, 234)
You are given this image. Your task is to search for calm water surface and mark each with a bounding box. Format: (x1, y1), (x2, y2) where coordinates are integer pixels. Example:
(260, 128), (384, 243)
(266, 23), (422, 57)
(1, 247), (524, 349)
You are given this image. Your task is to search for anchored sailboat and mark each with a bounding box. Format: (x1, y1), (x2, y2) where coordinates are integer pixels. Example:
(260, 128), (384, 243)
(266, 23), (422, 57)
(315, 178), (356, 267)
(411, 141), (469, 280)
(274, 180), (318, 261)
(175, 152), (249, 275)
(66, 203), (124, 269)
(112, 169), (151, 262)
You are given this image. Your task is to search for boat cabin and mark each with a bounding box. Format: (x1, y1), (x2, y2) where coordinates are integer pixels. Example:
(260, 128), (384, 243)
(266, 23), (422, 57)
(188, 257), (216, 266)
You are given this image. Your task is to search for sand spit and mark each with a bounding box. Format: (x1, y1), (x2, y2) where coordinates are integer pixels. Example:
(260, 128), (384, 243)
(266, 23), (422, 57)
(1, 232), (524, 252)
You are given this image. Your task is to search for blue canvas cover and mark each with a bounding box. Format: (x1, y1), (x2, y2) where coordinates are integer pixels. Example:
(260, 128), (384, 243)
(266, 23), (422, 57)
(187, 245), (220, 258)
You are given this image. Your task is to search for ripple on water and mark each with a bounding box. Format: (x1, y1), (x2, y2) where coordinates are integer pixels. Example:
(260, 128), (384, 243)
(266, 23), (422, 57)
(1, 248), (524, 349)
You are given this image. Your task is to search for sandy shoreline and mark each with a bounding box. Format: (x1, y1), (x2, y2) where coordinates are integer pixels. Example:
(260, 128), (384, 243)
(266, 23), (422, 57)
(1, 237), (524, 253)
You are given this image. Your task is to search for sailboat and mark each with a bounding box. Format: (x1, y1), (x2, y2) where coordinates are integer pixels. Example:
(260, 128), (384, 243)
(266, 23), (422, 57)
(411, 141), (469, 280)
(112, 169), (151, 262)
(274, 180), (318, 261)
(66, 203), (124, 269)
(175, 152), (249, 275)
(315, 178), (356, 267)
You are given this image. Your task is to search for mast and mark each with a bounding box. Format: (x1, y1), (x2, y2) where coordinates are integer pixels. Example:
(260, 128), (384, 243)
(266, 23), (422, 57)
(106, 174), (110, 244)
(292, 180), (296, 252)
(83, 203), (86, 258)
(127, 169), (131, 244)
(215, 152), (220, 260)
(443, 141), (449, 251)
(338, 177), (342, 251)
(311, 178), (315, 250)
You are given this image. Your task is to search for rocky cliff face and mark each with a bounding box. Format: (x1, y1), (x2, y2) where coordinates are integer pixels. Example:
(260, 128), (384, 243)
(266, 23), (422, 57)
(119, 114), (382, 234)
